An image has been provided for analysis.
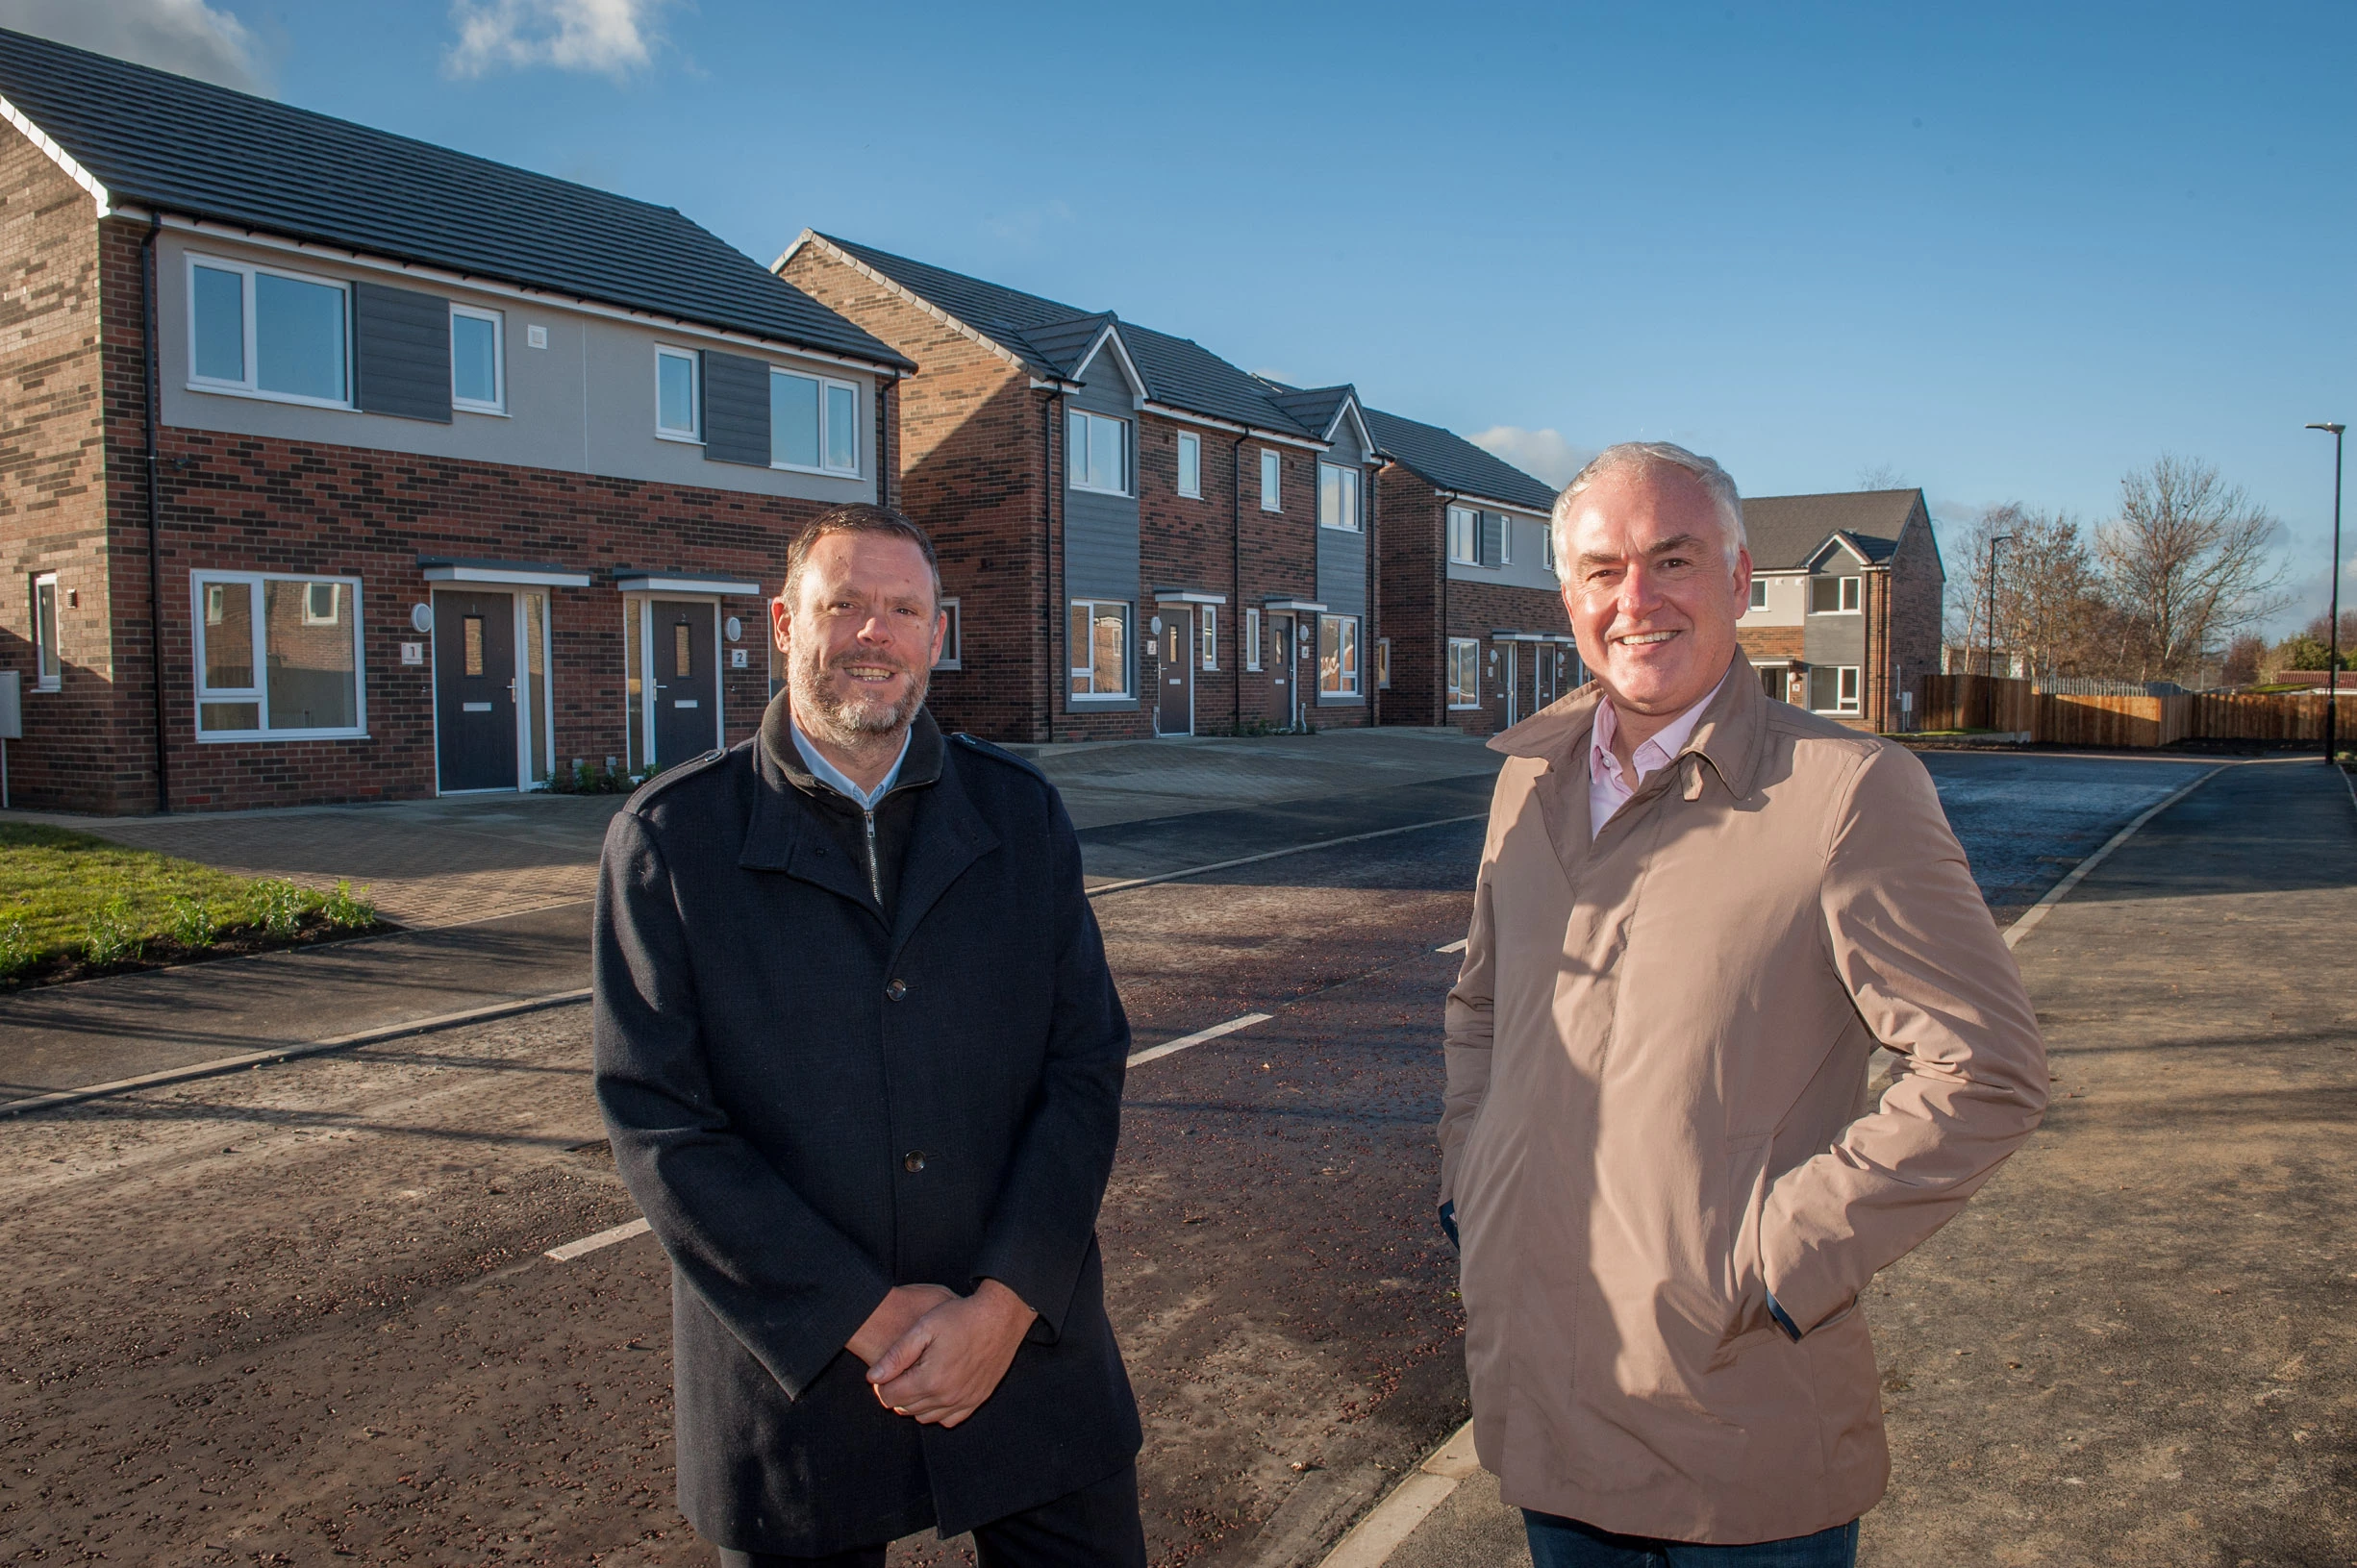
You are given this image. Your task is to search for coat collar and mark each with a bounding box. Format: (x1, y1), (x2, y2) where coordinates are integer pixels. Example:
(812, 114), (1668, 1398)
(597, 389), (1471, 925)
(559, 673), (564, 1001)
(757, 690), (945, 809)
(1489, 653), (1767, 804)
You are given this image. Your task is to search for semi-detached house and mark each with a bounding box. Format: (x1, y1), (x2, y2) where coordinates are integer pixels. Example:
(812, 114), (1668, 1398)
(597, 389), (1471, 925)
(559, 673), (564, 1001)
(0, 28), (912, 812)
(1367, 408), (1570, 735)
(777, 233), (1383, 742)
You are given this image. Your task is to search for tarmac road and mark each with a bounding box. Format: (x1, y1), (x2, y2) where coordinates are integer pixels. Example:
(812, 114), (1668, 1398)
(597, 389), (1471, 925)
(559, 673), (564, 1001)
(0, 748), (2221, 1566)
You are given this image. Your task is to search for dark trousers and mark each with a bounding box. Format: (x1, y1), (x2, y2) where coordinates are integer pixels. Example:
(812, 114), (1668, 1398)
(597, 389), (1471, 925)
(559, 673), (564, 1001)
(1523, 1510), (1859, 1568)
(718, 1463), (1147, 1568)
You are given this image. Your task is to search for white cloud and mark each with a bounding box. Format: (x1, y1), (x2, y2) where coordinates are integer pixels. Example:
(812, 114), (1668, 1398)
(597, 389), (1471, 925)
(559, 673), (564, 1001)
(443, 0), (669, 80)
(1469, 426), (1593, 488)
(0, 0), (269, 93)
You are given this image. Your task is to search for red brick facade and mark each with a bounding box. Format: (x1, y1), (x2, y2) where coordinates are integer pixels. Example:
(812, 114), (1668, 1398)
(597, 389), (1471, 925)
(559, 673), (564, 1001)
(0, 176), (888, 811)
(782, 241), (1374, 743)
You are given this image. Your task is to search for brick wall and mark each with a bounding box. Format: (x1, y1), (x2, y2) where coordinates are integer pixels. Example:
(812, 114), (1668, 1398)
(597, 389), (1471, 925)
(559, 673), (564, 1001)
(1885, 509), (1944, 731)
(1444, 578), (1572, 737)
(1376, 470), (1445, 725)
(0, 139), (129, 808)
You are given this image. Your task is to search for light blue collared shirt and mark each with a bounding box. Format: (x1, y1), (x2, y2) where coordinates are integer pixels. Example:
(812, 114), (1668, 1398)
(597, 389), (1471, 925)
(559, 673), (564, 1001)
(789, 719), (911, 810)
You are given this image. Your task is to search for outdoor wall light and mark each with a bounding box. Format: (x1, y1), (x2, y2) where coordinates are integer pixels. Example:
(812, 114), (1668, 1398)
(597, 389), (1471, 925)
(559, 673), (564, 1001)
(724, 616), (742, 641)
(1149, 615), (1165, 635)
(410, 603), (433, 634)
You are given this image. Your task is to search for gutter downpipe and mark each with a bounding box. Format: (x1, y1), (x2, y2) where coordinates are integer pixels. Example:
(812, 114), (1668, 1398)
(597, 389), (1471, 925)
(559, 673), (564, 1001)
(1232, 434), (1246, 735)
(1367, 456), (1379, 727)
(1045, 388), (1063, 743)
(140, 212), (170, 813)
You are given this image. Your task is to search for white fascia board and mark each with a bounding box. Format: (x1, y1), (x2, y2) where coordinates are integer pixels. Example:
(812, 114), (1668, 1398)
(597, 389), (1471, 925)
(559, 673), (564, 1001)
(1261, 597), (1329, 612)
(1152, 589), (1228, 605)
(137, 212), (901, 379)
(1069, 323), (1149, 402)
(1141, 402), (1326, 451)
(1436, 487), (1551, 520)
(0, 96), (110, 215)
(1805, 533), (1876, 570)
(422, 562), (591, 587)
(613, 574), (765, 596)
(1327, 396), (1379, 458)
(780, 230), (1029, 378)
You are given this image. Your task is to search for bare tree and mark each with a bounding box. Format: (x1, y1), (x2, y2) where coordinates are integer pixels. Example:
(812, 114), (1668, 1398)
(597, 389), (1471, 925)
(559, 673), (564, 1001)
(1944, 503), (2102, 678)
(2094, 457), (2288, 683)
(1855, 462), (1909, 491)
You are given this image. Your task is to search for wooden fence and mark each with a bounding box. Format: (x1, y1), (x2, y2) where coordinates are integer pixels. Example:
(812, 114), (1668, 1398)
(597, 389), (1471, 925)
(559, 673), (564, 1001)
(1915, 674), (2357, 749)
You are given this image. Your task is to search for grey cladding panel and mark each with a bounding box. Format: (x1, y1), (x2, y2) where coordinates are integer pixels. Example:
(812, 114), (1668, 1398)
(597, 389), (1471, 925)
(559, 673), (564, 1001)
(1324, 422), (1365, 466)
(353, 281), (451, 423)
(1065, 486), (1140, 601)
(1317, 527), (1366, 615)
(703, 350), (770, 466)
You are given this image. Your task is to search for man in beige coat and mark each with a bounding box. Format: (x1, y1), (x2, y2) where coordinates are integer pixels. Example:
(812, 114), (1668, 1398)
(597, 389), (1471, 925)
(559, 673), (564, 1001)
(1440, 442), (2047, 1566)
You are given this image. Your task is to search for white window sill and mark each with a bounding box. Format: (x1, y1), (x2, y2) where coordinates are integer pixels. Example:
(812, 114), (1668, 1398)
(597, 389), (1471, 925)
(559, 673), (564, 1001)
(1448, 702), (1483, 710)
(1177, 488), (1203, 501)
(197, 729), (370, 743)
(1066, 694), (1136, 706)
(455, 403), (511, 418)
(1318, 522), (1364, 533)
(1808, 609), (1863, 617)
(773, 460), (864, 479)
(1317, 692), (1365, 704)
(1069, 482), (1131, 498)
(186, 381), (353, 412)
(1259, 502), (1283, 513)
(31, 680), (60, 693)
(656, 430), (705, 445)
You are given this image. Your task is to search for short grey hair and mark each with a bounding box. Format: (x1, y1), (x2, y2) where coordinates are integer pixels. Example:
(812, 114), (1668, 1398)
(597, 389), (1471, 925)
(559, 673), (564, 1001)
(1551, 441), (1747, 569)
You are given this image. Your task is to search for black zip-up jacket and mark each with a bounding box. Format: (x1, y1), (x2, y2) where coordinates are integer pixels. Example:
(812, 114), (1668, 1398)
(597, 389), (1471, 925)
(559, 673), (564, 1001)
(592, 694), (1140, 1556)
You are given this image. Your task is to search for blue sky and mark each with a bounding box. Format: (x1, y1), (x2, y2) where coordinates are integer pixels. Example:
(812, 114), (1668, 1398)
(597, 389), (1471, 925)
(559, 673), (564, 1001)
(25, 0), (2357, 635)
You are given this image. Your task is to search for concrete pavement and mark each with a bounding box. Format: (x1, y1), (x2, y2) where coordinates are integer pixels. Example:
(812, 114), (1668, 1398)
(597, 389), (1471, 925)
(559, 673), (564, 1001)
(1329, 757), (2357, 1567)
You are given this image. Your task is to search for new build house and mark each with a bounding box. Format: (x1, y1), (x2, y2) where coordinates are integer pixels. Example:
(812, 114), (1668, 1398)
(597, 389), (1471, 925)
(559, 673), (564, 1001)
(0, 29), (911, 812)
(1367, 408), (1569, 734)
(1736, 488), (1944, 732)
(777, 233), (1382, 741)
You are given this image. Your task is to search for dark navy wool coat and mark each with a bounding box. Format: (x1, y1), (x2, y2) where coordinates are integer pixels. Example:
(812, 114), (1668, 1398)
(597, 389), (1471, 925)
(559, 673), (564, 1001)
(591, 703), (1141, 1556)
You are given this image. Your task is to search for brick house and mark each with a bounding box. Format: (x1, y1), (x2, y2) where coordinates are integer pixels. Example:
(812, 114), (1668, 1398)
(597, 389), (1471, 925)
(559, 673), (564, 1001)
(776, 233), (1382, 741)
(1735, 489), (1944, 733)
(1365, 408), (1568, 735)
(0, 29), (912, 812)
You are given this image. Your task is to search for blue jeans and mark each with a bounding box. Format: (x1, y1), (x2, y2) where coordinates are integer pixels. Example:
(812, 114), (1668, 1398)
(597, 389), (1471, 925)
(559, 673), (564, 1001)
(1523, 1510), (1858, 1568)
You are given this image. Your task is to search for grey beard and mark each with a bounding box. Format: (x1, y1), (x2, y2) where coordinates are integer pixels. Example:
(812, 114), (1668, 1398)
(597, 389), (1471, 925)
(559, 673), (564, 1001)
(790, 651), (929, 748)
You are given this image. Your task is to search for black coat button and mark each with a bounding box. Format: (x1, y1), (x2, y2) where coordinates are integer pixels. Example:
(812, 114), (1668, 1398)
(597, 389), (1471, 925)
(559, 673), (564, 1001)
(885, 979), (908, 1001)
(903, 1151), (926, 1173)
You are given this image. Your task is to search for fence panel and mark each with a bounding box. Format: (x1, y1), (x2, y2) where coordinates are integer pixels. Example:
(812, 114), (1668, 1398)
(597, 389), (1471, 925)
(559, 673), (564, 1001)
(2037, 693), (2191, 748)
(1915, 673), (2034, 733)
(1911, 679), (2353, 746)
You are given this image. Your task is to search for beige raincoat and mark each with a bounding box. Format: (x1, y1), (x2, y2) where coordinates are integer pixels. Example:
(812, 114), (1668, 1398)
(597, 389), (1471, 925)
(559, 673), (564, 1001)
(1440, 666), (2046, 1543)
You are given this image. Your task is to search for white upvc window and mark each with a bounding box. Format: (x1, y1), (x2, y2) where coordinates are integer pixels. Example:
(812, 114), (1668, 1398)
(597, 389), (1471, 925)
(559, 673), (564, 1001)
(1200, 605), (1218, 670)
(1541, 521), (1556, 573)
(29, 572), (59, 691)
(1810, 575), (1862, 613)
(1497, 515), (1513, 564)
(191, 570), (366, 740)
(450, 304), (505, 413)
(1318, 462), (1362, 532)
(1447, 637), (1482, 709)
(187, 254), (351, 408)
(1177, 432), (1202, 498)
(1377, 636), (1392, 689)
(1244, 608), (1263, 671)
(655, 346), (701, 440)
(1749, 579), (1768, 610)
(1067, 411), (1130, 495)
(772, 369), (861, 474)
(1259, 449), (1282, 511)
(933, 597), (963, 671)
(1447, 506), (1478, 564)
(1318, 614), (1360, 696)
(1067, 599), (1130, 697)
(1808, 665), (1863, 714)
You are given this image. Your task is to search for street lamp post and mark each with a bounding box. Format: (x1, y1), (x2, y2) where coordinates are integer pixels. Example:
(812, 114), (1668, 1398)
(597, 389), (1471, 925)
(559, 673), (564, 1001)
(1982, 533), (2014, 732)
(2306, 423), (2344, 765)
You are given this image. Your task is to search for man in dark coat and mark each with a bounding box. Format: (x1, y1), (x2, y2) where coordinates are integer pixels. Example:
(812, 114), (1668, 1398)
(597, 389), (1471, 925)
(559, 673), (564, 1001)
(593, 504), (1144, 1567)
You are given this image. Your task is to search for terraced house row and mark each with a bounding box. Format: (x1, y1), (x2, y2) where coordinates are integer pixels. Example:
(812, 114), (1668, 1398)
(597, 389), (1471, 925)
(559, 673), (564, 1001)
(0, 27), (1940, 811)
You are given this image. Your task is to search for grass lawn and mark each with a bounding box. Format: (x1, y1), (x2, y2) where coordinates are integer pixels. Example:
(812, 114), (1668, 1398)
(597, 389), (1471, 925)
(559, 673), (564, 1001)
(0, 822), (382, 984)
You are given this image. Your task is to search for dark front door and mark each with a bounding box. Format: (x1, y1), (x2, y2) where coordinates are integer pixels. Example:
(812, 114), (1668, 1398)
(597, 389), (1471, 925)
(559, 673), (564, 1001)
(1535, 644), (1555, 710)
(652, 599), (718, 767)
(435, 589), (516, 792)
(1157, 616), (1191, 735)
(1269, 614), (1298, 729)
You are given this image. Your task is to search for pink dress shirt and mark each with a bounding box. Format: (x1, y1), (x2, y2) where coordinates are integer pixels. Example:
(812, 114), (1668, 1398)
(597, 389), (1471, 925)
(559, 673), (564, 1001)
(1588, 671), (1730, 839)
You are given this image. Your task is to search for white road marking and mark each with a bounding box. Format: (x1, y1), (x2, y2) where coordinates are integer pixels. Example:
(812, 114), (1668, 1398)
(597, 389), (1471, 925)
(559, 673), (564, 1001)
(2002, 764), (2229, 951)
(1127, 1012), (1273, 1068)
(1435, 938), (1467, 955)
(545, 1217), (651, 1262)
(1086, 814), (1486, 899)
(1316, 1420), (1482, 1568)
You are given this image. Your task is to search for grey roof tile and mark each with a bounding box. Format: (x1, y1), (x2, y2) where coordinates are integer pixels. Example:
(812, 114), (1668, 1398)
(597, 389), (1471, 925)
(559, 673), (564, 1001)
(1740, 490), (1922, 571)
(0, 27), (909, 368)
(1363, 407), (1558, 513)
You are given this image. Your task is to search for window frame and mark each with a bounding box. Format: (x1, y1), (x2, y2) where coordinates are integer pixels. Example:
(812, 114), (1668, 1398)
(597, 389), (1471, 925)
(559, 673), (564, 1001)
(1067, 410), (1131, 496)
(449, 302), (507, 415)
(654, 345), (702, 442)
(1377, 635), (1392, 690)
(1317, 462), (1362, 532)
(1447, 505), (1478, 565)
(932, 596), (963, 671)
(1201, 605), (1218, 671)
(1749, 579), (1769, 610)
(1244, 608), (1263, 671)
(185, 252), (354, 410)
(1811, 574), (1863, 614)
(1497, 514), (1513, 564)
(189, 569), (368, 742)
(1259, 449), (1282, 512)
(29, 572), (59, 691)
(1317, 614), (1360, 698)
(1541, 522), (1556, 573)
(1177, 431), (1202, 499)
(1066, 598), (1132, 700)
(769, 367), (863, 476)
(1446, 636), (1482, 709)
